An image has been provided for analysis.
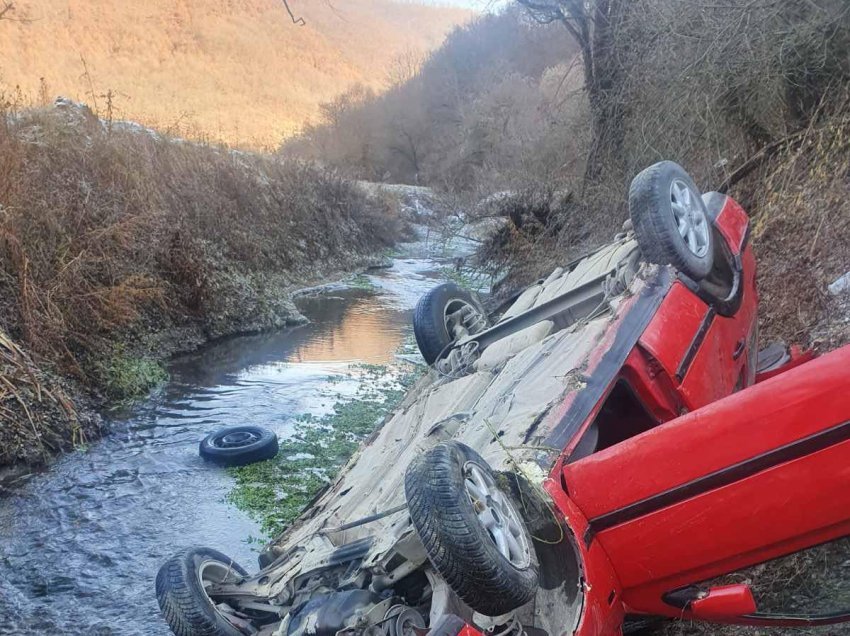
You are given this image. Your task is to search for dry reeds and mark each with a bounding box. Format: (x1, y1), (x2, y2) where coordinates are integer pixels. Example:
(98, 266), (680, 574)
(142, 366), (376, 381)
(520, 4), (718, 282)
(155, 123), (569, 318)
(0, 99), (402, 398)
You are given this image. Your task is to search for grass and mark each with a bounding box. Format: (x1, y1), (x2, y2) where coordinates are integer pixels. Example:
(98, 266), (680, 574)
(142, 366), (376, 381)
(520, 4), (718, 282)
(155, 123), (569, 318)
(227, 363), (418, 538)
(348, 273), (377, 291)
(96, 347), (168, 402)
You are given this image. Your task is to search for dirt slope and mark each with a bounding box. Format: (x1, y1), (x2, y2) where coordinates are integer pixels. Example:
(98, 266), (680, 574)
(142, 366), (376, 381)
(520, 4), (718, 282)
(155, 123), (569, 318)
(0, 0), (471, 148)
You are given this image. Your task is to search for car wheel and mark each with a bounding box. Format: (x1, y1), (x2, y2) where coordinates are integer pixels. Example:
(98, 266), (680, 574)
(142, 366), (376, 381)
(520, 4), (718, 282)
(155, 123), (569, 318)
(404, 441), (538, 616)
(156, 547), (248, 636)
(413, 283), (488, 365)
(199, 426), (278, 467)
(629, 161), (714, 281)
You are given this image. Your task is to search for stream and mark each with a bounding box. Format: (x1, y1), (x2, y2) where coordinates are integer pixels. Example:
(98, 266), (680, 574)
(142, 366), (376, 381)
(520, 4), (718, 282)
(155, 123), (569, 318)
(0, 228), (471, 635)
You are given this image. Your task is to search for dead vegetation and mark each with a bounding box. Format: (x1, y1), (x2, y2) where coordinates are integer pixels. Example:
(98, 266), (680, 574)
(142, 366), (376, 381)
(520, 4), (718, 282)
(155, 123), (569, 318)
(282, 9), (582, 189)
(0, 98), (404, 466)
(747, 115), (850, 348)
(0, 328), (100, 468)
(292, 0), (850, 349)
(0, 0), (471, 148)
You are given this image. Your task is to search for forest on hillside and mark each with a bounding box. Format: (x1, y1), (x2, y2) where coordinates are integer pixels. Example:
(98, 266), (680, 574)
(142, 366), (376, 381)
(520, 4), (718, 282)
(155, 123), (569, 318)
(285, 0), (850, 351)
(0, 0), (470, 147)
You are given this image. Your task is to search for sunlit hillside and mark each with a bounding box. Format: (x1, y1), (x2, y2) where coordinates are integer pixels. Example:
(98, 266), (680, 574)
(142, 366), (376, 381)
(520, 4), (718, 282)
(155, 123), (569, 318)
(0, 0), (472, 148)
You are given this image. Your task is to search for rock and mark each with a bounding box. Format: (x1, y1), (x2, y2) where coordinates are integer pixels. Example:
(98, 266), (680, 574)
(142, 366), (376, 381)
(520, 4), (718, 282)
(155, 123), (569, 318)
(461, 217), (510, 242)
(471, 190), (515, 215)
(828, 271), (850, 296)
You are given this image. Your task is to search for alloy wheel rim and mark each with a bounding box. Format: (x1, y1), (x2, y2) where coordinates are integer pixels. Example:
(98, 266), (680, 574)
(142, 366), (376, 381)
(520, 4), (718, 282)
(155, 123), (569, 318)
(670, 179), (710, 258)
(463, 462), (531, 568)
(198, 559), (240, 603)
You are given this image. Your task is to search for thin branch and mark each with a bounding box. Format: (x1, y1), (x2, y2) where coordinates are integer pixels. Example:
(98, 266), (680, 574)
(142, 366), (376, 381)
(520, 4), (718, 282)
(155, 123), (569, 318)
(281, 0), (305, 26)
(0, 2), (39, 23)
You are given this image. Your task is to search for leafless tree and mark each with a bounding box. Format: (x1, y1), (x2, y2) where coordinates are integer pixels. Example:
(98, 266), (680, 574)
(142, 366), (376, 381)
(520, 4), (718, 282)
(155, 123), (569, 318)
(513, 0), (627, 183)
(386, 49), (424, 87)
(0, 2), (15, 20)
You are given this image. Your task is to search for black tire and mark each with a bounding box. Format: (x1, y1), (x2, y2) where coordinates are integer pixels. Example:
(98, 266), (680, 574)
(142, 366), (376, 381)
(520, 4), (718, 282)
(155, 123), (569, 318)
(199, 426), (278, 467)
(629, 161), (714, 281)
(156, 547), (248, 636)
(413, 283), (488, 365)
(405, 441), (538, 616)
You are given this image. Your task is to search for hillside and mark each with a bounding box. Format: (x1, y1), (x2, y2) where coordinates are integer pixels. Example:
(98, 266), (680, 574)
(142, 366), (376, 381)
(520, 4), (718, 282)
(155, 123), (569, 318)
(287, 3), (850, 353)
(0, 0), (471, 148)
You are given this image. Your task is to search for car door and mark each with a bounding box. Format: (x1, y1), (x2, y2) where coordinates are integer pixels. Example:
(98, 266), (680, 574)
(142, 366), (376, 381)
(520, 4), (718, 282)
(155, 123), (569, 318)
(561, 346), (850, 626)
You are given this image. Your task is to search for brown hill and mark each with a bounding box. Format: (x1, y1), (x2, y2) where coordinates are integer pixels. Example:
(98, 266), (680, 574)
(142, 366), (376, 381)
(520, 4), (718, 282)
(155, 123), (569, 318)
(0, 0), (471, 148)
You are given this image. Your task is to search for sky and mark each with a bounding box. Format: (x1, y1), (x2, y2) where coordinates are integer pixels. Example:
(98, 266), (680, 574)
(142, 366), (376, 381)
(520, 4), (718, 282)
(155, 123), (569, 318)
(415, 0), (508, 10)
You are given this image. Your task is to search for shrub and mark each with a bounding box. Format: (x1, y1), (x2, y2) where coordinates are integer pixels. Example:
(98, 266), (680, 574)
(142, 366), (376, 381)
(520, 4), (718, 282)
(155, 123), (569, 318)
(0, 99), (403, 395)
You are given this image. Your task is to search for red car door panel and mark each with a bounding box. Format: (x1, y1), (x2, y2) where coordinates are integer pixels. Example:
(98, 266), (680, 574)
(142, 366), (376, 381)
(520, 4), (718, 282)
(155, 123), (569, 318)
(678, 247), (759, 408)
(596, 440), (850, 591)
(563, 347), (850, 616)
(713, 196), (750, 254)
(638, 281), (710, 383)
(676, 316), (738, 408)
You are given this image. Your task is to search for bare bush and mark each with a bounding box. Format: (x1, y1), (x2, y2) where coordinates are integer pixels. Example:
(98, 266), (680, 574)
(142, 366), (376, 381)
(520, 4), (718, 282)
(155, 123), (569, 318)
(0, 100), (402, 398)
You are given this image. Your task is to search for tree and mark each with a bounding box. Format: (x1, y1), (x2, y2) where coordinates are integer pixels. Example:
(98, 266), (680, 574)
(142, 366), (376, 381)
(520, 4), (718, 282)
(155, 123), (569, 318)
(513, 0), (628, 183)
(386, 49), (424, 87)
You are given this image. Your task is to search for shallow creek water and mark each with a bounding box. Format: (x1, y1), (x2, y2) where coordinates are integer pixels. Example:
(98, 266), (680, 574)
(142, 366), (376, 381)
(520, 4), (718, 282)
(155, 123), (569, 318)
(0, 233), (467, 635)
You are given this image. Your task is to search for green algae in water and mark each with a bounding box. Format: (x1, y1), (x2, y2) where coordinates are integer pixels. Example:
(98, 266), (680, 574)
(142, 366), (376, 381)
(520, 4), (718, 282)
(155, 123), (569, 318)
(97, 345), (168, 403)
(227, 364), (418, 538)
(348, 273), (376, 291)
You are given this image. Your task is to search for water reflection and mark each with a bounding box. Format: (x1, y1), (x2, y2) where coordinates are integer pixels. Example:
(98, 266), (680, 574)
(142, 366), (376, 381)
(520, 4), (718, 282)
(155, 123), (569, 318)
(291, 293), (408, 363)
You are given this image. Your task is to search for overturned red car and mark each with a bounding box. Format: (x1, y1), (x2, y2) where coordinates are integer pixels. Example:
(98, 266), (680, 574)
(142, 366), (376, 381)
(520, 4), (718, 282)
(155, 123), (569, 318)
(156, 162), (850, 636)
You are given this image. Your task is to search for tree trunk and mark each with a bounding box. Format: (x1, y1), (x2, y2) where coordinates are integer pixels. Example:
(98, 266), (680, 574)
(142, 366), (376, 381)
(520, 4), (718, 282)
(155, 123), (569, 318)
(583, 0), (627, 184)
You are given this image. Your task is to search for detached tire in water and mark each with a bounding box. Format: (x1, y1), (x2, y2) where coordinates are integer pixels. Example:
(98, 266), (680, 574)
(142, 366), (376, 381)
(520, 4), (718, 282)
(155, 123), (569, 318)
(629, 161), (715, 281)
(155, 547), (248, 636)
(404, 441), (538, 616)
(413, 283), (488, 365)
(199, 426), (278, 467)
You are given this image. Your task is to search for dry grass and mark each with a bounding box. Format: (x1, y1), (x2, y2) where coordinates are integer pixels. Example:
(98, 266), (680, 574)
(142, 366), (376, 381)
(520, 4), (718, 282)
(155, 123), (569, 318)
(0, 98), (403, 422)
(656, 539), (850, 636)
(743, 116), (850, 351)
(0, 0), (472, 149)
(0, 327), (100, 467)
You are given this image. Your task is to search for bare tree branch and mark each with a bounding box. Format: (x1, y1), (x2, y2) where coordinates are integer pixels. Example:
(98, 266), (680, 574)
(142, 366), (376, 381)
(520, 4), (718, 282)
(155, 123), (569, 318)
(281, 0), (305, 26)
(0, 1), (39, 23)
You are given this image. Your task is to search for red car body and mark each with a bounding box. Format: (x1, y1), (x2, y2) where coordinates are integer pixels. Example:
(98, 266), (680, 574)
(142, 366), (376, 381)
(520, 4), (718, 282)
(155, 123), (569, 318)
(471, 195), (850, 633)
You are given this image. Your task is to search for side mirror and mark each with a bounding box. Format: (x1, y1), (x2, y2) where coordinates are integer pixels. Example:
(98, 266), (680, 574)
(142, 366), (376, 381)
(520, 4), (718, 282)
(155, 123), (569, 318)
(688, 584), (757, 620)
